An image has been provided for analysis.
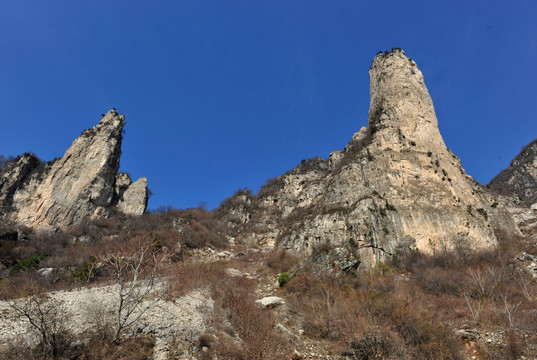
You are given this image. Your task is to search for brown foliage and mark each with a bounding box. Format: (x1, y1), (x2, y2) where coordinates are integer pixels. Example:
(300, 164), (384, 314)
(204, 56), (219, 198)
(169, 262), (291, 359)
(264, 249), (300, 273)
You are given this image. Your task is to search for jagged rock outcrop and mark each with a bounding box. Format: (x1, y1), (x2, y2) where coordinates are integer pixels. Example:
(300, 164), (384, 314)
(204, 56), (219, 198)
(489, 139), (537, 207)
(218, 49), (518, 268)
(0, 109), (148, 229)
(117, 176), (149, 215)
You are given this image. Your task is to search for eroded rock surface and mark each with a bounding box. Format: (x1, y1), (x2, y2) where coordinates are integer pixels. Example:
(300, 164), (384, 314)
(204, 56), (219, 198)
(218, 49), (519, 268)
(0, 109), (148, 229)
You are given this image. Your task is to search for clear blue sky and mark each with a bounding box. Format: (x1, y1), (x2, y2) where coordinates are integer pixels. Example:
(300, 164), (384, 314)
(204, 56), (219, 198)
(1, 1), (536, 210)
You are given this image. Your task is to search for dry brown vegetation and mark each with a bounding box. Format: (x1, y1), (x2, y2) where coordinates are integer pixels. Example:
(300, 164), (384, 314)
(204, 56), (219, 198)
(2, 207), (537, 359)
(169, 261), (292, 359)
(275, 229), (537, 359)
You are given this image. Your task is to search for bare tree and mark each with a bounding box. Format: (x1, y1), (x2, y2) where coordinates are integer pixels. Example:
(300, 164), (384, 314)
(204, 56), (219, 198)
(463, 292), (484, 322)
(512, 269), (534, 302)
(501, 293), (521, 329)
(7, 286), (70, 359)
(99, 236), (170, 343)
(468, 266), (502, 299)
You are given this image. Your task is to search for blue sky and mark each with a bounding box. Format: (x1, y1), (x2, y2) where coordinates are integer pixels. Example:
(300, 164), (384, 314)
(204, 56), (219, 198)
(1, 1), (536, 210)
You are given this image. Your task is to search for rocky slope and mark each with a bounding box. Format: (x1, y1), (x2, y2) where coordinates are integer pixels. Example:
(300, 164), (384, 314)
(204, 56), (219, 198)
(218, 49), (519, 268)
(490, 139), (537, 208)
(0, 109), (148, 229)
(0, 285), (211, 358)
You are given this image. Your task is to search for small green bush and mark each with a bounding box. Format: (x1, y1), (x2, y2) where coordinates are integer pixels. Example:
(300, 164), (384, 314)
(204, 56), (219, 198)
(73, 255), (98, 282)
(278, 272), (290, 287)
(10, 255), (40, 274)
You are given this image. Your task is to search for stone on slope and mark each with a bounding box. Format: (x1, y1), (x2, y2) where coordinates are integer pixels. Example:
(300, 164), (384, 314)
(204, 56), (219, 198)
(255, 296), (285, 309)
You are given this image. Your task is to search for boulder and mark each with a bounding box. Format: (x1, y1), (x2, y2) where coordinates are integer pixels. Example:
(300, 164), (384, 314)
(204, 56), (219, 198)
(255, 296), (285, 309)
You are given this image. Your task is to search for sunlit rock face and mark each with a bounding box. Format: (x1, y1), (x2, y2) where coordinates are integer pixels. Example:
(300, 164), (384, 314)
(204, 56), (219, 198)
(0, 109), (148, 229)
(218, 49), (518, 269)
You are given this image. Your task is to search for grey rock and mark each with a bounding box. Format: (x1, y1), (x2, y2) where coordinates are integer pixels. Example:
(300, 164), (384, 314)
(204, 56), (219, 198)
(114, 172), (132, 200)
(38, 268), (53, 278)
(225, 268), (243, 278)
(117, 176), (148, 216)
(255, 296), (285, 309)
(306, 247), (360, 272)
(455, 328), (478, 341)
(516, 252), (537, 278)
(70, 339), (85, 349)
(217, 251), (232, 258)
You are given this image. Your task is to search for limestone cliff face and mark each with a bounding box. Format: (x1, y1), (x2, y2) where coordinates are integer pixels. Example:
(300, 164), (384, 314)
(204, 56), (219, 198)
(0, 109), (148, 229)
(218, 49), (518, 268)
(489, 139), (537, 207)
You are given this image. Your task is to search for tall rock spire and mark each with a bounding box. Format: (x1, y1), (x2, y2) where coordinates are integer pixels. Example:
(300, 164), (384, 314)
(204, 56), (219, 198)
(218, 49), (519, 269)
(0, 109), (148, 229)
(367, 49), (444, 154)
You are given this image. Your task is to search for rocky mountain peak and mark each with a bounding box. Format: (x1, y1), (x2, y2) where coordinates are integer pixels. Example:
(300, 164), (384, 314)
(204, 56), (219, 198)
(217, 49), (519, 269)
(0, 109), (148, 229)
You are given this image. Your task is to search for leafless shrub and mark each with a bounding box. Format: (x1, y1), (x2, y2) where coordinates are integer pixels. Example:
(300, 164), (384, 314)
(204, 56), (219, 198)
(467, 267), (503, 299)
(463, 292), (484, 322)
(97, 236), (171, 343)
(81, 334), (156, 360)
(504, 330), (523, 360)
(501, 293), (521, 329)
(512, 268), (535, 302)
(84, 301), (114, 343)
(416, 267), (462, 296)
(345, 330), (408, 360)
(7, 285), (72, 359)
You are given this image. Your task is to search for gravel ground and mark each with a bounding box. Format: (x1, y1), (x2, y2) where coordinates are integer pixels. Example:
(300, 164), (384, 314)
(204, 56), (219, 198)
(0, 283), (213, 356)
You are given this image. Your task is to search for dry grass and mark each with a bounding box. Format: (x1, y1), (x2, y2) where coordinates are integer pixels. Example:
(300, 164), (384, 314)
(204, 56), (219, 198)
(2, 209), (537, 359)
